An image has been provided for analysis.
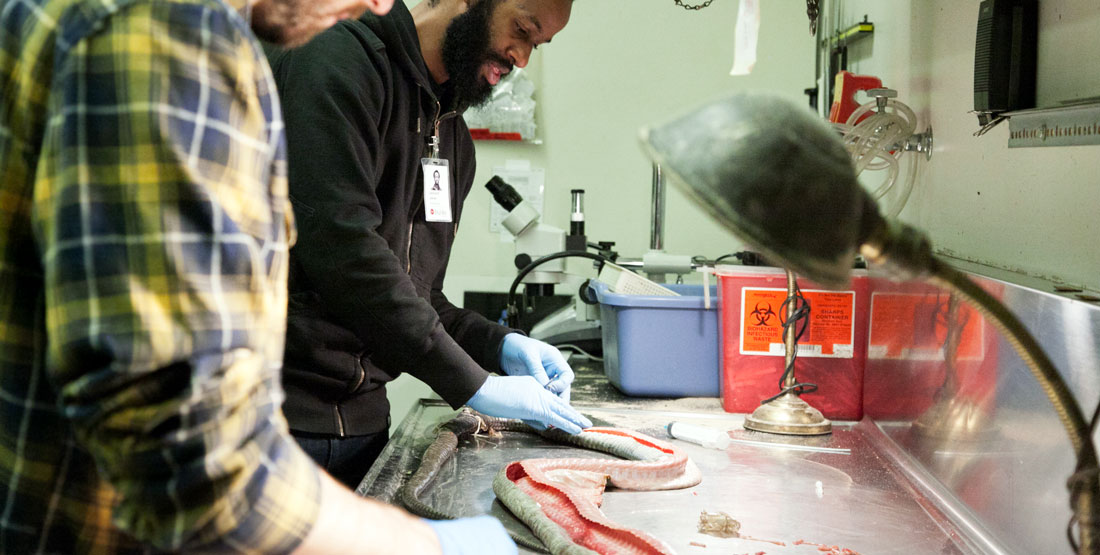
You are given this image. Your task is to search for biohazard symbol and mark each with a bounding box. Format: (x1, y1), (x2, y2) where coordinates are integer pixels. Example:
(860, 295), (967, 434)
(750, 302), (777, 326)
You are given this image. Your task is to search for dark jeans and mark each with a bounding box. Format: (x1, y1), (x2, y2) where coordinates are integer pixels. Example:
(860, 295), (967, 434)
(292, 430), (389, 490)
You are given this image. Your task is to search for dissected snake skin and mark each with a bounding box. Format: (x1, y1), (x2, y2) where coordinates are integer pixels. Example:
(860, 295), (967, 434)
(398, 410), (701, 554)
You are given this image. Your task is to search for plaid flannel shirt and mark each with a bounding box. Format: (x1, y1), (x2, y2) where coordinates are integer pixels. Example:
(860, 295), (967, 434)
(0, 0), (322, 552)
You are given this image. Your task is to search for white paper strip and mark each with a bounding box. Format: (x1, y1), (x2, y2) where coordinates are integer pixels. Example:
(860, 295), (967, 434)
(730, 0), (760, 76)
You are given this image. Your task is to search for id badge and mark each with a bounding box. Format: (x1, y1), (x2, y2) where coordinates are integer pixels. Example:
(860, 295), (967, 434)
(421, 158), (452, 222)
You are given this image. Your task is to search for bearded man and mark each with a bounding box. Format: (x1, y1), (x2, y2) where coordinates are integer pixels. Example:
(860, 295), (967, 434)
(264, 0), (588, 492)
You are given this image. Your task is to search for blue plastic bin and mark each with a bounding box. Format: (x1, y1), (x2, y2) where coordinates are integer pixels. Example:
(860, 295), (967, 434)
(589, 281), (720, 397)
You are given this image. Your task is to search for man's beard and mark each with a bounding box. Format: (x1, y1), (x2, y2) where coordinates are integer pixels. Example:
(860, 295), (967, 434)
(441, 0), (509, 110)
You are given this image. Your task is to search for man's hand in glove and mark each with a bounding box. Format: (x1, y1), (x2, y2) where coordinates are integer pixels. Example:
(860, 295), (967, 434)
(499, 333), (574, 400)
(467, 374), (591, 434)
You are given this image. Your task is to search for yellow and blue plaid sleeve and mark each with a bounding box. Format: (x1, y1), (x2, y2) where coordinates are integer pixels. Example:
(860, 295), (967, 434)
(27, 0), (320, 552)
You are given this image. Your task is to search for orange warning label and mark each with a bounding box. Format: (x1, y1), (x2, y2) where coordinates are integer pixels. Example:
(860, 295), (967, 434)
(868, 293), (984, 360)
(740, 288), (855, 358)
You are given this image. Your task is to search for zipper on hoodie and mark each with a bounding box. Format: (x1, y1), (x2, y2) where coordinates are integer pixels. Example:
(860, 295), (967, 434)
(353, 355), (367, 392)
(334, 405), (346, 437)
(333, 356), (367, 437)
(408, 90), (458, 273)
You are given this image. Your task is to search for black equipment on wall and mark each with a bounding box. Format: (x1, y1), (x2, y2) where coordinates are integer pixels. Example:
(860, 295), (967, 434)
(973, 0), (1038, 126)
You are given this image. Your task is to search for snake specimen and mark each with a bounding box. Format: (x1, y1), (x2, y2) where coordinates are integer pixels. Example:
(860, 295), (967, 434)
(398, 409), (702, 554)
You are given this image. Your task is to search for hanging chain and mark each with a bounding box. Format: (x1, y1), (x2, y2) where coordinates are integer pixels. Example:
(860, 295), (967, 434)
(673, 0), (714, 10)
(670, 0), (816, 29)
(806, 0), (820, 35)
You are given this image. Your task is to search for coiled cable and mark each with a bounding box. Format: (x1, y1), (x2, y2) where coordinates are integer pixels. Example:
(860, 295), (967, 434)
(834, 97), (919, 218)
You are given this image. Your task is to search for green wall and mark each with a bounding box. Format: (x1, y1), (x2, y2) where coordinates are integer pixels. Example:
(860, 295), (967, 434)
(445, 0), (817, 295)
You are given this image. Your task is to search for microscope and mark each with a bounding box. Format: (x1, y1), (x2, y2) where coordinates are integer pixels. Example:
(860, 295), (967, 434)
(485, 176), (603, 352)
(486, 175), (566, 295)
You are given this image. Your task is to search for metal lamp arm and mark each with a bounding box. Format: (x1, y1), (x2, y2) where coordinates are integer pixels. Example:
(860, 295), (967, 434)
(929, 263), (1090, 454)
(927, 261), (1100, 553)
(860, 218), (1098, 552)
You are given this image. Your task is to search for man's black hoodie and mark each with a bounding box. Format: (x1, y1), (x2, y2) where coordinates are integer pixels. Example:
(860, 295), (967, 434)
(266, 1), (514, 436)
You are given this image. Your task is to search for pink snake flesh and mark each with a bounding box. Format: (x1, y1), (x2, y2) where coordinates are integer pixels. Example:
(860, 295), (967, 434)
(494, 426), (703, 554)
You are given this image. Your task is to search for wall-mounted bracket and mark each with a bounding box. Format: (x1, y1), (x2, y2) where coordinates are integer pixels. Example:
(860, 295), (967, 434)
(904, 127), (934, 160)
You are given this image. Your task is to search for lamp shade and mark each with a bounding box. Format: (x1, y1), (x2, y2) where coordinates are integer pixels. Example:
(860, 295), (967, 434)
(640, 94), (874, 288)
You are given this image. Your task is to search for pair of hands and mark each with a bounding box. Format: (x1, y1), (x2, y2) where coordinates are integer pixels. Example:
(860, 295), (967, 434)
(433, 335), (592, 553)
(467, 333), (592, 435)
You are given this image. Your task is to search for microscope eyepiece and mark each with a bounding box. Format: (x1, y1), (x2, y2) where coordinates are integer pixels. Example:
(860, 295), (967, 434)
(485, 175), (523, 211)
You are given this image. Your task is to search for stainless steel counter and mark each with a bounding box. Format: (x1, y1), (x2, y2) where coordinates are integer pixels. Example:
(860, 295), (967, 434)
(356, 363), (987, 554)
(352, 262), (1100, 554)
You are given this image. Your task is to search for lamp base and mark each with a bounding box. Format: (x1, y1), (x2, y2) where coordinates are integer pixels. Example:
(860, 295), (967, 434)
(744, 392), (833, 436)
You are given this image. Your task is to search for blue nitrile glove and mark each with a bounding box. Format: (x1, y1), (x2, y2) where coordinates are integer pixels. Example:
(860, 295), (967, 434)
(424, 516), (517, 555)
(499, 333), (574, 400)
(467, 375), (592, 434)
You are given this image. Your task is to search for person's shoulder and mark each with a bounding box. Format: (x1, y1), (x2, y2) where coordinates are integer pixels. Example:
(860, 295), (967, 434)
(267, 17), (388, 78)
(348, 12), (388, 50)
(307, 17), (387, 58)
(132, 0), (255, 42)
(56, 0), (254, 53)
